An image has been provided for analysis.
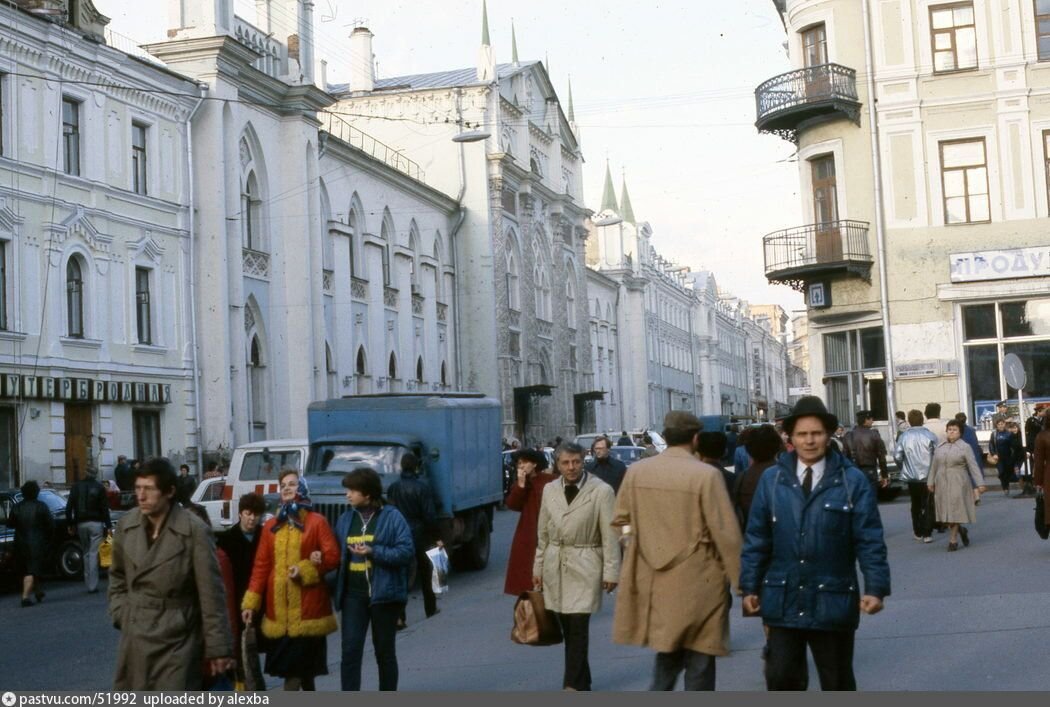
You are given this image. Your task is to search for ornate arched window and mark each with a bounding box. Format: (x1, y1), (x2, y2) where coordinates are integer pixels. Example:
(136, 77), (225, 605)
(66, 257), (85, 338)
(241, 172), (263, 251)
(248, 335), (268, 440)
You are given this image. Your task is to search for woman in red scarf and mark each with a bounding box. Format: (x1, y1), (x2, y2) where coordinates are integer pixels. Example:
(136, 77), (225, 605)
(503, 449), (558, 595)
(241, 469), (340, 690)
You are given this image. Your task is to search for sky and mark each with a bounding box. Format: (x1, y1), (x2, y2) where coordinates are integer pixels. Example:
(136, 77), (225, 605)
(98, 0), (805, 313)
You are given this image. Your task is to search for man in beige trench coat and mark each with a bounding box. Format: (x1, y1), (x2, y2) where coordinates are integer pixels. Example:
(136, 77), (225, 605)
(109, 457), (233, 689)
(612, 411), (742, 690)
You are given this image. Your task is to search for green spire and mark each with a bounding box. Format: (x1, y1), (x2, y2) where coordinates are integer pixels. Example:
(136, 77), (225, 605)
(600, 162), (618, 213)
(481, 0), (490, 46)
(620, 172), (636, 224)
(511, 20), (518, 64)
(545, 52), (550, 77)
(567, 76), (575, 122)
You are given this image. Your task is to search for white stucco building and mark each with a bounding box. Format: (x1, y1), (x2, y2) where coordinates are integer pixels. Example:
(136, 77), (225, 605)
(0, 0), (202, 486)
(326, 13), (596, 444)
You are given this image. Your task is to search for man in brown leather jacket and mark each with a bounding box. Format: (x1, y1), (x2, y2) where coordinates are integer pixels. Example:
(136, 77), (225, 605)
(843, 411), (889, 492)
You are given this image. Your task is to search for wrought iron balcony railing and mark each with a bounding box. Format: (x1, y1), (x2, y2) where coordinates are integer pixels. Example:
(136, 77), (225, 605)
(762, 220), (873, 290)
(755, 63), (861, 142)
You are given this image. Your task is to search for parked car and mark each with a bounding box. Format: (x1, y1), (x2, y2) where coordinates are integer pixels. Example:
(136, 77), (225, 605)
(217, 438), (309, 527)
(191, 477), (233, 532)
(608, 445), (647, 467)
(575, 430), (668, 453)
(0, 488), (84, 582)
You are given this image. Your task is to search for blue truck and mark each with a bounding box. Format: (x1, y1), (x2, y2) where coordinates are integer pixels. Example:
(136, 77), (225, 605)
(304, 393), (503, 570)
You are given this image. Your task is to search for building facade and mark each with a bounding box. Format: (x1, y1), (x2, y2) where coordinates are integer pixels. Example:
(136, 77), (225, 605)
(148, 0), (459, 456)
(759, 0), (1050, 430)
(327, 17), (595, 444)
(0, 0), (202, 486)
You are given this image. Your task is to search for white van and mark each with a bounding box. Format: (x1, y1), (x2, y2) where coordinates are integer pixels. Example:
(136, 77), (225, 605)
(219, 438), (309, 526)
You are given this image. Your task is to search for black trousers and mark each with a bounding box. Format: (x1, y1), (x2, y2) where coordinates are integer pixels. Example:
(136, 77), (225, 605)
(765, 626), (856, 691)
(651, 649), (716, 690)
(907, 481), (934, 537)
(399, 543), (438, 622)
(340, 593), (402, 691)
(552, 612), (591, 690)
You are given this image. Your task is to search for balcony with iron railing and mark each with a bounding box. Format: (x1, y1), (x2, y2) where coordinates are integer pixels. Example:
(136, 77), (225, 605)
(762, 220), (873, 291)
(755, 63), (861, 142)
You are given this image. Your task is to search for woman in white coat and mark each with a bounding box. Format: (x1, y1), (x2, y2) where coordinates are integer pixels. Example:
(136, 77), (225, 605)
(533, 442), (620, 691)
(928, 418), (986, 552)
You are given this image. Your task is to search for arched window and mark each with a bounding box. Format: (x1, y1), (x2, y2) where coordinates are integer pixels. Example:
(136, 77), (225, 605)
(380, 211), (393, 287)
(242, 172), (262, 251)
(355, 346), (368, 394)
(66, 257), (84, 338)
(440, 361), (448, 388)
(416, 357), (424, 383)
(348, 207), (359, 279)
(506, 252), (520, 311)
(433, 233), (446, 301)
(388, 352), (397, 379)
(408, 224), (421, 291)
(248, 335), (267, 440)
(566, 275), (577, 330)
(326, 343), (337, 398)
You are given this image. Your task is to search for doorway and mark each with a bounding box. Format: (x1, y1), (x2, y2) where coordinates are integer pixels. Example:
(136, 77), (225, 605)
(64, 403), (92, 485)
(811, 155), (843, 262)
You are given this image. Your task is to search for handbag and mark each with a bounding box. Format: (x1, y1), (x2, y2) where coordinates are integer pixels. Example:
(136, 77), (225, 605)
(510, 591), (563, 646)
(98, 534), (113, 569)
(1035, 492), (1050, 540)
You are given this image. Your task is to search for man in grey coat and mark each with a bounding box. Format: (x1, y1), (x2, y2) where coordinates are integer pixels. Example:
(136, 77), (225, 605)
(108, 457), (233, 690)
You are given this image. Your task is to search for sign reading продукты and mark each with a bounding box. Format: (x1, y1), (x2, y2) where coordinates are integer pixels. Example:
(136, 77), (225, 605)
(0, 374), (172, 404)
(949, 246), (1050, 283)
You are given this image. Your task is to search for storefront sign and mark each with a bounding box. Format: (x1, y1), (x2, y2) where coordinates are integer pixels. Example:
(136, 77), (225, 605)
(949, 246), (1050, 283)
(895, 361), (940, 379)
(1, 374), (171, 404)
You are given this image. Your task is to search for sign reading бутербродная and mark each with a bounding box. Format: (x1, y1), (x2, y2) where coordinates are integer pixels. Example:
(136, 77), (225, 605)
(949, 246), (1050, 283)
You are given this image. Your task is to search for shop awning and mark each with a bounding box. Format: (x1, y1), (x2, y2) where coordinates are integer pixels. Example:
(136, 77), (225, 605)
(514, 385), (556, 398)
(573, 390), (605, 402)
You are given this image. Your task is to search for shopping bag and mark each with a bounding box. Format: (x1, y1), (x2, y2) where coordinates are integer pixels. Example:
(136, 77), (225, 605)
(241, 624), (266, 692)
(511, 591), (563, 646)
(426, 545), (450, 595)
(1035, 492), (1050, 540)
(98, 534), (113, 569)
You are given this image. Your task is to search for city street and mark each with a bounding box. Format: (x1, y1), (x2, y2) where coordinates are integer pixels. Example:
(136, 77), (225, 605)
(4, 481), (1050, 691)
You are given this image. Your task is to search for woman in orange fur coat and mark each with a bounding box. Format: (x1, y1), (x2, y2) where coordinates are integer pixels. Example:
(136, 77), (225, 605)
(241, 469), (340, 690)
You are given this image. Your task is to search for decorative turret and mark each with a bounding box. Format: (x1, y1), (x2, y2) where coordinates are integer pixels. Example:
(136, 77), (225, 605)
(600, 161), (618, 215)
(511, 20), (519, 66)
(477, 0), (495, 82)
(620, 173), (636, 225)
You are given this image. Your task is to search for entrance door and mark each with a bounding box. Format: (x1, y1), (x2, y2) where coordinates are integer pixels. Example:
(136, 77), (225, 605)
(64, 404), (92, 484)
(811, 155), (843, 262)
(802, 24), (829, 97)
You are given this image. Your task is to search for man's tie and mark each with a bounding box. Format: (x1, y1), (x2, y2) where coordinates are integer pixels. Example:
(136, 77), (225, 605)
(564, 484), (579, 505)
(802, 467), (813, 498)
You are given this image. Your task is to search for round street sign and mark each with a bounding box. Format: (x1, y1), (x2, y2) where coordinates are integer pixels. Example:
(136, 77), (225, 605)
(1003, 353), (1027, 390)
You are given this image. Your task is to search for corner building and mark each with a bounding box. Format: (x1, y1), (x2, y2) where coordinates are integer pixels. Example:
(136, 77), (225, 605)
(760, 0), (1050, 430)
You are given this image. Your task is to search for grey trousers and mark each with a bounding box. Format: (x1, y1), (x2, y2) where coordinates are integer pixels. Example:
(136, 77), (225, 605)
(77, 521), (104, 592)
(650, 649), (716, 691)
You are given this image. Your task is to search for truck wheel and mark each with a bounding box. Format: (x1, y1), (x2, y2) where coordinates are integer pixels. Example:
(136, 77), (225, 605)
(462, 515), (491, 571)
(58, 540), (83, 580)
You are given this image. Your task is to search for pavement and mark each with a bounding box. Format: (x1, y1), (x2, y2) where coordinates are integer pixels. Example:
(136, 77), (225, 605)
(4, 477), (1050, 691)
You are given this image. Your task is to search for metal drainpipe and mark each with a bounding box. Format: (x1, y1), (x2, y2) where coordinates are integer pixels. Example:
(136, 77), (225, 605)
(448, 88), (471, 390)
(861, 0), (898, 433)
(186, 86), (207, 475)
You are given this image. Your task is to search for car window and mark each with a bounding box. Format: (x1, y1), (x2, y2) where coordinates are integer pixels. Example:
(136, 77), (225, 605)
(202, 481), (224, 502)
(240, 450), (301, 481)
(309, 443), (406, 481)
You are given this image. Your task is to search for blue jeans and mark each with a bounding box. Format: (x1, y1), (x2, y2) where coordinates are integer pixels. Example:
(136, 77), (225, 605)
(77, 521), (104, 592)
(340, 593), (402, 691)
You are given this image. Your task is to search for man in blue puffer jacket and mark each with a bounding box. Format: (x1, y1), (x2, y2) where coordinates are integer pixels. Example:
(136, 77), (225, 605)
(333, 468), (415, 691)
(740, 396), (890, 691)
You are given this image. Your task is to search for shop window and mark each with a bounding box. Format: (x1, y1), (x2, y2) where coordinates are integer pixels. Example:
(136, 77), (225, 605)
(963, 303), (996, 340)
(132, 409), (161, 461)
(822, 327), (887, 422)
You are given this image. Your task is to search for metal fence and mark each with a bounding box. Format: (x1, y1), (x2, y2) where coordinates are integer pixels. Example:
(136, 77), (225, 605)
(320, 111), (426, 184)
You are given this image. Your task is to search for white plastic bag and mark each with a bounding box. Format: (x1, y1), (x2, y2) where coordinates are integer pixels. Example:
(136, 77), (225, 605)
(426, 545), (450, 595)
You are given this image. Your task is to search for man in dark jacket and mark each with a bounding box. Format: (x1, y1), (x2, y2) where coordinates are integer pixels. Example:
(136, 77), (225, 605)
(67, 466), (112, 593)
(386, 452), (441, 622)
(843, 411), (888, 492)
(740, 396), (890, 691)
(113, 455), (133, 491)
(697, 431), (735, 493)
(587, 437), (627, 494)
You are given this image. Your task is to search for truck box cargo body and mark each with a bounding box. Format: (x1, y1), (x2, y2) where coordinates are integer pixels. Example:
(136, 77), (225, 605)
(306, 393), (502, 570)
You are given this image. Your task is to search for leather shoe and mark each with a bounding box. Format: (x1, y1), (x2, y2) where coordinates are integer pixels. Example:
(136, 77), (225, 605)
(960, 527), (970, 547)
(947, 542), (958, 552)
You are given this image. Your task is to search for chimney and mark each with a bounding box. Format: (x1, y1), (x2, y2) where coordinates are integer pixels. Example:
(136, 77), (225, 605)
(349, 26), (375, 93)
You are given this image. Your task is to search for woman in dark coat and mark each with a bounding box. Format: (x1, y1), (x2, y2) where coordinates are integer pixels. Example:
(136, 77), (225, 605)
(732, 424), (783, 530)
(7, 481), (53, 607)
(503, 449), (557, 595)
